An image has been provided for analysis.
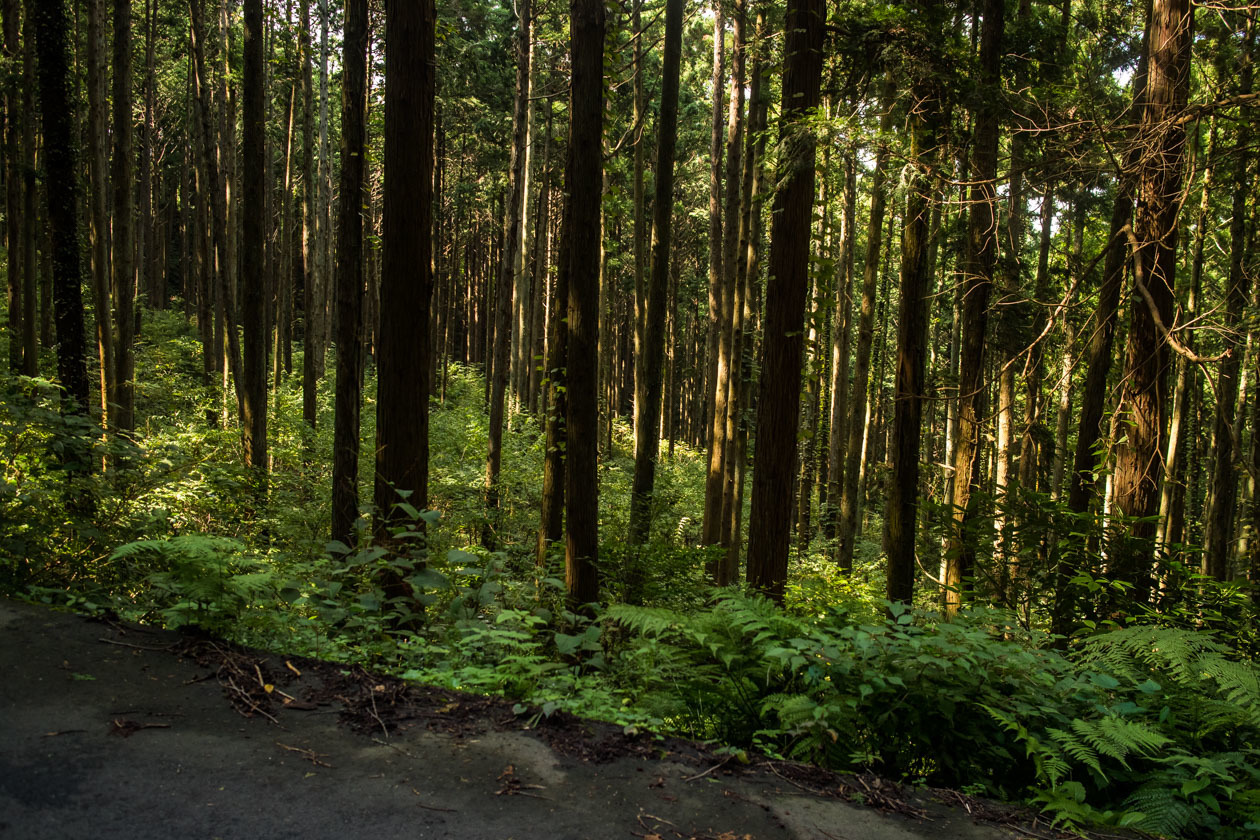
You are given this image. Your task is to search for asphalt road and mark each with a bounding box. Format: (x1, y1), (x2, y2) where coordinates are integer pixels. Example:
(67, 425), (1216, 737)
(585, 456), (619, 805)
(0, 597), (1022, 840)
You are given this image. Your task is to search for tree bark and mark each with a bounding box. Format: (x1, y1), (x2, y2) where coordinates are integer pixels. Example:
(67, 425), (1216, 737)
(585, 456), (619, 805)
(1109, 0), (1192, 601)
(33, 0), (90, 414)
(626, 0), (683, 562)
(110, 0), (135, 433)
(565, 0), (604, 612)
(86, 0), (113, 427)
(944, 0), (1003, 613)
(745, 0), (824, 603)
(241, 0), (267, 472)
(484, 0), (531, 549)
(375, 0), (435, 531)
(299, 0), (318, 428)
(885, 8), (944, 608)
(330, 0), (369, 546)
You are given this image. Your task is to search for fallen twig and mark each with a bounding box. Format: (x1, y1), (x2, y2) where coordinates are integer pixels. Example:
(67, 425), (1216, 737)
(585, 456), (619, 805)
(410, 789), (457, 812)
(275, 741), (333, 768)
(681, 754), (732, 782)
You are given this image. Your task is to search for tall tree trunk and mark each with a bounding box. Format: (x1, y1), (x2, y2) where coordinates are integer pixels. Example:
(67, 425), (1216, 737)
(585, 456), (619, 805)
(836, 80), (894, 572)
(1158, 123), (1215, 553)
(111, 0), (135, 433)
(626, 0), (682, 564)
(825, 148), (857, 544)
(33, 0), (90, 414)
(745, 0), (824, 602)
(189, 0), (243, 420)
(703, 0), (745, 560)
(724, 8), (768, 577)
(944, 0), (1003, 613)
(1204, 42), (1253, 578)
(375, 0), (435, 529)
(484, 0), (531, 549)
(1109, 0), (1192, 602)
(86, 0), (113, 427)
(537, 201), (570, 566)
(19, 2), (36, 375)
(565, 0), (605, 612)
(3, 0), (22, 373)
(330, 0), (368, 546)
(884, 1), (944, 608)
(299, 0), (317, 428)
(703, 2), (724, 486)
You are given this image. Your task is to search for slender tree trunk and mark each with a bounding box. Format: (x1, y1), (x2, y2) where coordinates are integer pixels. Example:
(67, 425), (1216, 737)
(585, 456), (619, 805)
(110, 0), (135, 433)
(1158, 123), (1215, 553)
(825, 148), (857, 544)
(703, 1), (745, 561)
(484, 0), (531, 548)
(189, 0), (243, 420)
(3, 0), (22, 373)
(703, 3), (724, 482)
(330, 0), (368, 545)
(724, 9), (767, 576)
(240, 0), (268, 473)
(626, 0), (682, 566)
(745, 0), (824, 602)
(299, 0), (317, 428)
(19, 3), (36, 375)
(884, 4), (944, 608)
(86, 0), (113, 427)
(836, 80), (894, 572)
(944, 0), (1003, 613)
(1204, 46), (1253, 578)
(537, 202), (570, 566)
(33, 0), (90, 414)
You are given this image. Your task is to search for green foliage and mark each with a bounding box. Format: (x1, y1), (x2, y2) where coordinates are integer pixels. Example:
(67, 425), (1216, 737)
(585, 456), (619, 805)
(610, 594), (1260, 838)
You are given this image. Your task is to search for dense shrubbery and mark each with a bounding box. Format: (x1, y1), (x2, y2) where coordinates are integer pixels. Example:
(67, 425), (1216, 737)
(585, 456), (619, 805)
(3, 308), (1259, 838)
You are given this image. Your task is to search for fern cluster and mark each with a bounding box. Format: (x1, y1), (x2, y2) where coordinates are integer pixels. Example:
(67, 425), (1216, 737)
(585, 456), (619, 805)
(609, 594), (1260, 839)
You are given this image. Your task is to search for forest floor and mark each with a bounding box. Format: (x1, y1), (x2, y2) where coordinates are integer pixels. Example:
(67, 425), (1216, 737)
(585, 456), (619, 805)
(1, 597), (1057, 840)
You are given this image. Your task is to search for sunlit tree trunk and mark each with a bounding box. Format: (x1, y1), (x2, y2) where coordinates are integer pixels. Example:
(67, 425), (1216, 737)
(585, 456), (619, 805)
(1109, 0), (1192, 602)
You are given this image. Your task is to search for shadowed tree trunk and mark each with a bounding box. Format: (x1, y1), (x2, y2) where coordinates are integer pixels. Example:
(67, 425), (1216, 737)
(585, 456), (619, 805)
(484, 0), (531, 549)
(33, 0), (90, 414)
(87, 0), (113, 427)
(330, 0), (368, 546)
(943, 0), (1002, 613)
(836, 79), (894, 572)
(111, 0), (136, 433)
(885, 0), (945, 609)
(241, 0), (268, 472)
(746, 0), (824, 603)
(375, 0), (435, 532)
(565, 0), (604, 612)
(1203, 40), (1253, 579)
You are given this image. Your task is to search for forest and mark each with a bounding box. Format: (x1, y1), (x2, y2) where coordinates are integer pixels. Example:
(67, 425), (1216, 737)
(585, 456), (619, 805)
(3, 0), (1260, 834)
